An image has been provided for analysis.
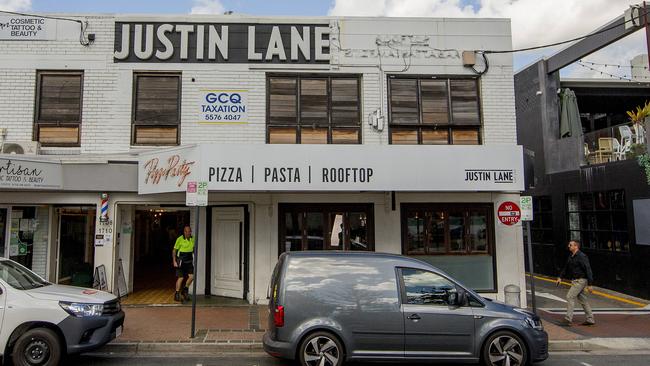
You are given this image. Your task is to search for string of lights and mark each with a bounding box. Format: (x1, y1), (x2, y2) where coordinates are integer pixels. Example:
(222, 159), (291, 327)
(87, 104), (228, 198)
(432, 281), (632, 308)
(579, 60), (650, 70)
(575, 61), (650, 81)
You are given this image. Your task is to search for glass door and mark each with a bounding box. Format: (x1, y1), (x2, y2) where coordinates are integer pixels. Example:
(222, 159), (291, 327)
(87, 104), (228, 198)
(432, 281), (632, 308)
(57, 208), (96, 286)
(0, 208), (8, 258)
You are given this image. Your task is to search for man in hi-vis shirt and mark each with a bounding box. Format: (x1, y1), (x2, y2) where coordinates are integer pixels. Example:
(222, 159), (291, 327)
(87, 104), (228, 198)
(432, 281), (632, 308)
(173, 225), (194, 302)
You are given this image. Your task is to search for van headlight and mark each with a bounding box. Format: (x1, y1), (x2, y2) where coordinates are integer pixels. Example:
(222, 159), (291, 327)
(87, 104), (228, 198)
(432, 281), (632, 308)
(514, 308), (543, 330)
(59, 302), (104, 317)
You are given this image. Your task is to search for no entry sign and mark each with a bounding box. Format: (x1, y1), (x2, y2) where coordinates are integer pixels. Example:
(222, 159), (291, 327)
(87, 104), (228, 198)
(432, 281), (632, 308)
(498, 201), (521, 226)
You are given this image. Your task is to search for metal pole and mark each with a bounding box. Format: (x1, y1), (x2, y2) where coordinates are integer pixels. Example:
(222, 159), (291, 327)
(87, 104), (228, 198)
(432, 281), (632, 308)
(190, 206), (199, 338)
(526, 221), (537, 314)
(630, 1), (650, 71)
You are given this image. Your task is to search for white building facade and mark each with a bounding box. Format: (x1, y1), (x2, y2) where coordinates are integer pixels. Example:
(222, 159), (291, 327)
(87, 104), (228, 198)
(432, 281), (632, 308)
(0, 13), (524, 305)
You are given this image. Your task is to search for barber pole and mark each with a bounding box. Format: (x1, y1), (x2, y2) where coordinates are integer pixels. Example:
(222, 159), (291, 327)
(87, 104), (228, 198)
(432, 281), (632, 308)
(100, 193), (109, 222)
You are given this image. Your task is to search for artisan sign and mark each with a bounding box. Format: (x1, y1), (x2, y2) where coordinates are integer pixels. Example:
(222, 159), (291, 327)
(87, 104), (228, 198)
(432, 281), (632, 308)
(114, 22), (330, 63)
(138, 144), (524, 193)
(199, 89), (248, 124)
(0, 15), (56, 40)
(0, 157), (63, 189)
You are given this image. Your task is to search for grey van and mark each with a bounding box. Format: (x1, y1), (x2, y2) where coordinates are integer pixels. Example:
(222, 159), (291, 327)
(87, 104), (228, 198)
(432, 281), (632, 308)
(263, 252), (548, 366)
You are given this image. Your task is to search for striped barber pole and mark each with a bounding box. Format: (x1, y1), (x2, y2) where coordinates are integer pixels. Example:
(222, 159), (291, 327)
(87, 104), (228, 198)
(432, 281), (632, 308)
(100, 193), (109, 222)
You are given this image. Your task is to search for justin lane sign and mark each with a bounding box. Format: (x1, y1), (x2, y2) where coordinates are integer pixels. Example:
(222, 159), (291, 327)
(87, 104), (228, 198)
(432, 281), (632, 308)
(137, 145), (525, 193)
(114, 22), (330, 63)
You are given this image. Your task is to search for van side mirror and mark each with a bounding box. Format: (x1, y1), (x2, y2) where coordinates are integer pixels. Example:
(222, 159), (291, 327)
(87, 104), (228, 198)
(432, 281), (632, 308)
(447, 292), (458, 306)
(448, 290), (468, 307)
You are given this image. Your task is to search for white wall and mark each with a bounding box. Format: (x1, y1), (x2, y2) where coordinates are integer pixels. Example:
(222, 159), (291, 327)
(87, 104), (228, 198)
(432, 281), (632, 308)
(0, 15), (515, 153)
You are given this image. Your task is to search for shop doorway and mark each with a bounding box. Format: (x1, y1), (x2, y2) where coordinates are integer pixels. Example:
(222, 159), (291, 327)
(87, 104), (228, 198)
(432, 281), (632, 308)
(0, 207), (8, 259)
(56, 207), (96, 287)
(211, 207), (245, 298)
(127, 208), (190, 304)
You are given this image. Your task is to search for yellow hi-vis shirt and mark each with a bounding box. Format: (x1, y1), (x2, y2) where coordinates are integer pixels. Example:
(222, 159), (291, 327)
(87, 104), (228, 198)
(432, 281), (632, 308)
(174, 235), (194, 253)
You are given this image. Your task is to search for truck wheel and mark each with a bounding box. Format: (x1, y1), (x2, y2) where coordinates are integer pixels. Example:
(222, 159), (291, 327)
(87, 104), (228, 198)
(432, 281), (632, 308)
(482, 330), (528, 366)
(298, 331), (344, 366)
(11, 328), (62, 366)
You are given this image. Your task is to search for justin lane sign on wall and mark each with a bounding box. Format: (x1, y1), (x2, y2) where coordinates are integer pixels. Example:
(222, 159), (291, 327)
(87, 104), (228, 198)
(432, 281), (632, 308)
(114, 22), (330, 63)
(137, 145), (525, 193)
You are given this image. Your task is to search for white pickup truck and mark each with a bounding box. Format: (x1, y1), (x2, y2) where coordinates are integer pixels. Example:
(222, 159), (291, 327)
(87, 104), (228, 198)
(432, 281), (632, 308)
(0, 258), (124, 366)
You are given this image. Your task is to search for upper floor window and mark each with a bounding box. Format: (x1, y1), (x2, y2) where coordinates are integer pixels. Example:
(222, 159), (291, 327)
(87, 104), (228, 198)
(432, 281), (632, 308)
(132, 73), (181, 146)
(267, 75), (361, 144)
(388, 76), (481, 145)
(34, 71), (83, 147)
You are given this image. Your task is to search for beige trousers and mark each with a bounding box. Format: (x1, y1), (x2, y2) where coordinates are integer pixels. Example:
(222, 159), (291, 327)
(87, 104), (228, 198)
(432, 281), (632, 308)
(566, 278), (594, 323)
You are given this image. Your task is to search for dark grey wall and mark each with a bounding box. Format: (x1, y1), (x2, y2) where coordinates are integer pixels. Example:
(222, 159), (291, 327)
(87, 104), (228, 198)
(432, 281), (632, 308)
(527, 159), (650, 299)
(515, 60), (583, 185)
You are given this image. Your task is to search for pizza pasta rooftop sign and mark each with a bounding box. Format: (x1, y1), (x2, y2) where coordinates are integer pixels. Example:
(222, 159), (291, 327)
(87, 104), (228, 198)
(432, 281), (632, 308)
(113, 22), (331, 63)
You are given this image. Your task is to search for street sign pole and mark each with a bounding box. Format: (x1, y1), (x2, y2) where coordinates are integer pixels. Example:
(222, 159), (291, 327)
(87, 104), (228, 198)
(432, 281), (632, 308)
(520, 196), (537, 314)
(186, 181), (207, 339)
(526, 221), (537, 314)
(191, 205), (199, 338)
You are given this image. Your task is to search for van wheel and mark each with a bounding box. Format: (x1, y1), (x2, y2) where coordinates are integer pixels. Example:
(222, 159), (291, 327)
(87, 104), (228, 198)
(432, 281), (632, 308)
(11, 328), (62, 366)
(298, 331), (344, 366)
(482, 330), (528, 366)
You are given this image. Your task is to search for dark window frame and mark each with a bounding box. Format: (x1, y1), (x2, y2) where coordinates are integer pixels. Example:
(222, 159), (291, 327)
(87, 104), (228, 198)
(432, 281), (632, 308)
(131, 72), (182, 146)
(387, 75), (483, 145)
(278, 203), (374, 253)
(400, 203), (495, 256)
(266, 74), (362, 144)
(566, 190), (629, 252)
(33, 70), (84, 147)
(531, 196), (554, 246)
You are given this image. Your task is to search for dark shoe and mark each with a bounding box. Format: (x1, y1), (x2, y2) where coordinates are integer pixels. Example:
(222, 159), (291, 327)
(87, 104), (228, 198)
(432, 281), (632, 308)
(581, 321), (596, 326)
(559, 319), (573, 327)
(182, 287), (190, 301)
(174, 291), (181, 302)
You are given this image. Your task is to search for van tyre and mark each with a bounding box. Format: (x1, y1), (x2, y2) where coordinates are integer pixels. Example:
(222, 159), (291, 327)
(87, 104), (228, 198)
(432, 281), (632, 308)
(299, 331), (344, 366)
(11, 328), (62, 366)
(482, 330), (528, 366)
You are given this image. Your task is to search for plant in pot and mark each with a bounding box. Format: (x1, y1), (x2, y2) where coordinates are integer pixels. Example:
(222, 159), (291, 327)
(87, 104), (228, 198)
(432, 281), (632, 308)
(627, 101), (650, 184)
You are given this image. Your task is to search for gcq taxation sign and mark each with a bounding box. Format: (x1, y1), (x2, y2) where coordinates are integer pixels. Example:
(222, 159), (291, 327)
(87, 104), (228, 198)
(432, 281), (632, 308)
(199, 90), (248, 124)
(138, 144), (525, 193)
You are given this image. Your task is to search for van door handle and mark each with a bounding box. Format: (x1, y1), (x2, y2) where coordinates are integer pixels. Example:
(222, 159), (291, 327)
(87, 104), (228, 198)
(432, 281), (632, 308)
(407, 314), (421, 320)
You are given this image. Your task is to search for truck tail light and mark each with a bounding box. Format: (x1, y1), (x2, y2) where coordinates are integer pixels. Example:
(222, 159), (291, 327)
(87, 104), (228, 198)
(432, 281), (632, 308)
(274, 305), (285, 327)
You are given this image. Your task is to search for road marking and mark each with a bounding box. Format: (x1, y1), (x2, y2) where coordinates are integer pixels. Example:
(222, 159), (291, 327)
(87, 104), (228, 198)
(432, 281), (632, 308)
(581, 362), (593, 366)
(527, 289), (567, 303)
(527, 274), (648, 307)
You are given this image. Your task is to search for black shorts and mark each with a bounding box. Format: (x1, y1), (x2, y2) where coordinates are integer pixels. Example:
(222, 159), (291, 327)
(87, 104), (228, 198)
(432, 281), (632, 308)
(176, 255), (194, 277)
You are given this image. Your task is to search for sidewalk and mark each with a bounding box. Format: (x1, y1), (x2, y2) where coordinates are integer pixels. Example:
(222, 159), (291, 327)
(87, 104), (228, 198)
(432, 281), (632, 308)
(114, 305), (268, 345)
(99, 278), (650, 355)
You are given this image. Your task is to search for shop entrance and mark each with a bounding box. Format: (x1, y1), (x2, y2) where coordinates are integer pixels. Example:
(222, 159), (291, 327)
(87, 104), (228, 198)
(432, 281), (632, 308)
(126, 208), (190, 304)
(0, 208), (7, 259)
(56, 207), (96, 287)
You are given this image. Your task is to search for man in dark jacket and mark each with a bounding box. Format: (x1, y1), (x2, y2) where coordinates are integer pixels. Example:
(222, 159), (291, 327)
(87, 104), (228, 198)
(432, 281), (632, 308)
(556, 240), (595, 326)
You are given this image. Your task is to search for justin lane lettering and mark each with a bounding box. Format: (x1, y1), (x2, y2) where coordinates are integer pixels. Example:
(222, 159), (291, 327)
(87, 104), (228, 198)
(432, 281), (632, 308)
(114, 23), (330, 63)
(464, 169), (514, 183)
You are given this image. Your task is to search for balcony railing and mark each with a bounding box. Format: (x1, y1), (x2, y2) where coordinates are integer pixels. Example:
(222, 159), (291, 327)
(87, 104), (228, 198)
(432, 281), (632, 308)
(583, 122), (647, 165)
